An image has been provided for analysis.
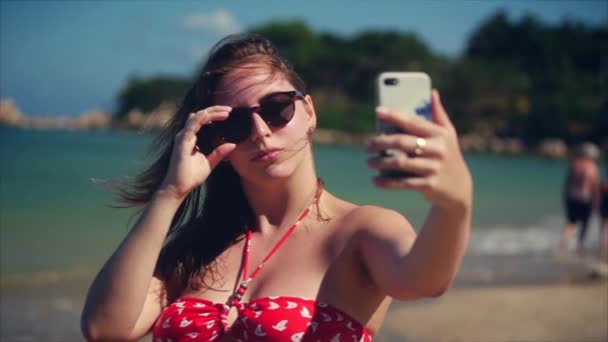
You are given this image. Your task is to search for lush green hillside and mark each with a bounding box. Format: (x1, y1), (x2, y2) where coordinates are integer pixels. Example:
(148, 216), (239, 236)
(115, 10), (607, 145)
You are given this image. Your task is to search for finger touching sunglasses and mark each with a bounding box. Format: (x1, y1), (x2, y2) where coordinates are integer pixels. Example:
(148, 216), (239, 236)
(196, 90), (305, 155)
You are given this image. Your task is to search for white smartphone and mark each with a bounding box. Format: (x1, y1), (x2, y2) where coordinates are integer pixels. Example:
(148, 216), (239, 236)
(375, 72), (432, 177)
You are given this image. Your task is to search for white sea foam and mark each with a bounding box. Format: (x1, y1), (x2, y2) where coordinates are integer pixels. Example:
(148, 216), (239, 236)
(468, 215), (603, 256)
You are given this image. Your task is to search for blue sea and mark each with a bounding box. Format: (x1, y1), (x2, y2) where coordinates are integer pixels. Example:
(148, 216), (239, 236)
(1, 126), (606, 341)
(1, 126), (605, 276)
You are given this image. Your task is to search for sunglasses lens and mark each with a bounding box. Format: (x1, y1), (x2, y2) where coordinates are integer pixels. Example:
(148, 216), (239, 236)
(222, 108), (252, 143)
(261, 93), (295, 127)
(196, 124), (222, 155)
(195, 109), (251, 153)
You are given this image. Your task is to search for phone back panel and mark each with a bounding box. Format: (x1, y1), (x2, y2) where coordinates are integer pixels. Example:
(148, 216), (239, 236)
(376, 72), (431, 135)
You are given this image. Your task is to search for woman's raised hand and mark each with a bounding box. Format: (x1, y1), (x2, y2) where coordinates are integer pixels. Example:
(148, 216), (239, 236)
(158, 106), (236, 201)
(366, 90), (472, 211)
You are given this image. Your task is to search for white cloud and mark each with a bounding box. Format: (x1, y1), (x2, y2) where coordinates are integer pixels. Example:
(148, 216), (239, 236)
(180, 9), (241, 35)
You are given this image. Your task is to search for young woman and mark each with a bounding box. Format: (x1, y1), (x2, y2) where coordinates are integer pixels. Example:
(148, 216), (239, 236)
(81, 33), (472, 342)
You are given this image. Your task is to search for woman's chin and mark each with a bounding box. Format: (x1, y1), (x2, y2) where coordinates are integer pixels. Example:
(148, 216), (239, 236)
(259, 164), (296, 179)
(236, 152), (308, 182)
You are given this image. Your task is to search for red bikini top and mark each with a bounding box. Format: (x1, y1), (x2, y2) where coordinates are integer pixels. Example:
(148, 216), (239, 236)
(152, 181), (373, 341)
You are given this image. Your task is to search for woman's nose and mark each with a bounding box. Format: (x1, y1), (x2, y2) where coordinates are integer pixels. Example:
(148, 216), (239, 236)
(249, 112), (271, 141)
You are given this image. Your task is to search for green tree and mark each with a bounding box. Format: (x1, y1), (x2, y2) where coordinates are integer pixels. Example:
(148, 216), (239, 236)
(465, 10), (607, 143)
(112, 14), (607, 144)
(116, 75), (190, 118)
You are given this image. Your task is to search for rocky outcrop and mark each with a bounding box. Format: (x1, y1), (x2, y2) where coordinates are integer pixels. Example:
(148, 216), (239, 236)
(73, 110), (112, 129)
(460, 134), (525, 155)
(537, 139), (569, 159)
(0, 99), (24, 125)
(0, 99), (111, 130)
(459, 134), (575, 159)
(111, 102), (176, 131)
(312, 129), (371, 146)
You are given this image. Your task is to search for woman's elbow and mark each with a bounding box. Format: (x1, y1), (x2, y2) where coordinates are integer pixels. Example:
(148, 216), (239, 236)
(429, 284), (449, 298)
(424, 277), (453, 298)
(81, 319), (102, 342)
(81, 316), (110, 342)
(81, 316), (132, 342)
(391, 280), (451, 301)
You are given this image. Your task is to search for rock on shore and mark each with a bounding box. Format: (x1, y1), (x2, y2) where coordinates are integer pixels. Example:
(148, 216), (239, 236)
(110, 101), (176, 131)
(0, 99), (111, 130)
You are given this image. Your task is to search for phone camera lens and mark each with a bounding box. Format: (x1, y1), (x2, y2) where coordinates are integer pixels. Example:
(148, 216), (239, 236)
(384, 78), (399, 86)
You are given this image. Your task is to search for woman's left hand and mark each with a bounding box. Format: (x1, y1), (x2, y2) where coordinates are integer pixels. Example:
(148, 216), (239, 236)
(366, 90), (472, 211)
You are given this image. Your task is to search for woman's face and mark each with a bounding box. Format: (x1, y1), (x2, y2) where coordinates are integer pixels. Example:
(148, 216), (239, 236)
(213, 66), (316, 183)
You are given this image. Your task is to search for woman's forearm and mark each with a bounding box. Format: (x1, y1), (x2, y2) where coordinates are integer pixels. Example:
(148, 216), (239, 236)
(81, 190), (183, 338)
(403, 202), (472, 296)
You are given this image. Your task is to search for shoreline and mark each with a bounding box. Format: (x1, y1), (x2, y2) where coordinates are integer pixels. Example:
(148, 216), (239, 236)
(2, 99), (603, 159)
(2, 252), (607, 342)
(0, 123), (593, 161)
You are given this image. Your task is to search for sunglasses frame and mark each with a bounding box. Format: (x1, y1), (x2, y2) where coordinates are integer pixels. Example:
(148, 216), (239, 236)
(197, 90), (306, 155)
(233, 90), (305, 127)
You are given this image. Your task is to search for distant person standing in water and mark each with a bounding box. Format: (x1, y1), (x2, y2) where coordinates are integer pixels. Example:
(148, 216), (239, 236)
(560, 142), (600, 255)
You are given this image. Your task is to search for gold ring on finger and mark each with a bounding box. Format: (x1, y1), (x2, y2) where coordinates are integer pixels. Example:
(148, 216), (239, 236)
(414, 137), (426, 156)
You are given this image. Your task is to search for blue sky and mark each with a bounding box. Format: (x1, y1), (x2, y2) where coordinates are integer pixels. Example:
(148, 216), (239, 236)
(1, 0), (606, 117)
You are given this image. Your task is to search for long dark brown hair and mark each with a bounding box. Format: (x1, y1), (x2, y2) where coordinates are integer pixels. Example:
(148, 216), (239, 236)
(116, 33), (307, 299)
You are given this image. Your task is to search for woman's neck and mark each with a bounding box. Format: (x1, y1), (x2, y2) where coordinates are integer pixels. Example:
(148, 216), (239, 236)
(241, 165), (319, 235)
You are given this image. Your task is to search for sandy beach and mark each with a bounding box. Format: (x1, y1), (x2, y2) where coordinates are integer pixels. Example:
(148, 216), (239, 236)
(2, 280), (606, 342)
(374, 253), (608, 342)
(377, 281), (608, 342)
(2, 254), (607, 342)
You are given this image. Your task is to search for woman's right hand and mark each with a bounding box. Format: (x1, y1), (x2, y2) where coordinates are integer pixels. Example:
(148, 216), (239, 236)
(158, 106), (236, 201)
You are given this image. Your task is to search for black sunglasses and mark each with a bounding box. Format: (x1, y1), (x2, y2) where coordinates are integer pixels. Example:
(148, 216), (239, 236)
(196, 90), (305, 155)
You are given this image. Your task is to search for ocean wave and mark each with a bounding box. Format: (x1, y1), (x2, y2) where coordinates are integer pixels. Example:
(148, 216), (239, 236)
(468, 214), (603, 256)
(0, 265), (95, 289)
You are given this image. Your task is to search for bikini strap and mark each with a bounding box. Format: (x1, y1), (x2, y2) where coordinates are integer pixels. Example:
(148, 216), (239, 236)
(242, 178), (323, 282)
(243, 205), (310, 282)
(220, 179), (323, 329)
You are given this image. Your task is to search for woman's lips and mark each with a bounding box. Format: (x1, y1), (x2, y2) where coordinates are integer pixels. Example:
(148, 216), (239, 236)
(251, 149), (282, 162)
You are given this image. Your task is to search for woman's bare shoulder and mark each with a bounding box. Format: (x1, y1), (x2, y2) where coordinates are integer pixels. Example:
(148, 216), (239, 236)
(321, 191), (415, 240)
